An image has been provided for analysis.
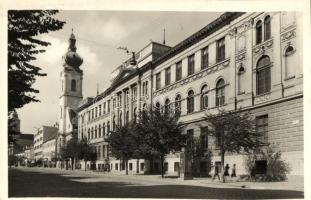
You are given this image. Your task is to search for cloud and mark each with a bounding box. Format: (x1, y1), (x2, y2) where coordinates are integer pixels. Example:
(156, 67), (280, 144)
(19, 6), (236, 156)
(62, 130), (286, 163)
(100, 17), (143, 44)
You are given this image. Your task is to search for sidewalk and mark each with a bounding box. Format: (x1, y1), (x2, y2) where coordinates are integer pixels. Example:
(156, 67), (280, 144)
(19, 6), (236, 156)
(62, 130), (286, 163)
(15, 167), (304, 192)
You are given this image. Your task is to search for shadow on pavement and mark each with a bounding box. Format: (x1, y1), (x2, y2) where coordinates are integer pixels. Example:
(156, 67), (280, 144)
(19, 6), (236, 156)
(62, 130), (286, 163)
(9, 169), (304, 199)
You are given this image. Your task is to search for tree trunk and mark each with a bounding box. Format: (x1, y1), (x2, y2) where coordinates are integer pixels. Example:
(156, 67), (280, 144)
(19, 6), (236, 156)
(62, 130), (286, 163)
(221, 150), (225, 183)
(71, 158), (74, 170)
(85, 160), (87, 171)
(125, 159), (128, 175)
(160, 154), (164, 178)
(149, 157), (154, 174)
(136, 159), (139, 174)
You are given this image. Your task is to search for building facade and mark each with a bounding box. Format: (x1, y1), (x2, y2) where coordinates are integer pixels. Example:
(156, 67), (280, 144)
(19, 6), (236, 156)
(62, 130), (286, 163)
(70, 12), (303, 175)
(34, 126), (58, 161)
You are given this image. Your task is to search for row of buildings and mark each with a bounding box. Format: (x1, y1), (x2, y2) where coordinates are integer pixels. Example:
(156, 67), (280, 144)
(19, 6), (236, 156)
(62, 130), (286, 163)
(8, 110), (59, 167)
(15, 11), (303, 176)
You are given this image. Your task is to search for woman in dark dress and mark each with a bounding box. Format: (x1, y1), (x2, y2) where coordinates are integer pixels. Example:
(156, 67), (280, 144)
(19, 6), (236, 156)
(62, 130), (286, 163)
(224, 164), (230, 176)
(231, 164), (237, 177)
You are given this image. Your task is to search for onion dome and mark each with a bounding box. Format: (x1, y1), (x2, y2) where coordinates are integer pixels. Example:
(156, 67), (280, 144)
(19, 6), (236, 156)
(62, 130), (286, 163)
(64, 30), (83, 68)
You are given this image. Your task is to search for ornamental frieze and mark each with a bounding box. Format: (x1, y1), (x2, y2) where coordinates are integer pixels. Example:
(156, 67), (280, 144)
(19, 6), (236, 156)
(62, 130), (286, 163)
(253, 39), (273, 55)
(227, 19), (253, 38)
(153, 59), (230, 97)
(281, 29), (296, 43)
(236, 52), (246, 62)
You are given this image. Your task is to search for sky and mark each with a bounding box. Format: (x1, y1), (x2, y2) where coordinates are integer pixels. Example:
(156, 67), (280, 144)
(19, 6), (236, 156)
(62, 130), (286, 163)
(17, 10), (222, 134)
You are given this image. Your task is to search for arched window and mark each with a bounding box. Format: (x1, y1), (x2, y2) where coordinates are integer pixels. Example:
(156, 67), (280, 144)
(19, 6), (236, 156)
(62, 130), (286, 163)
(95, 125), (97, 138)
(285, 46), (295, 78)
(256, 20), (263, 44)
(91, 127), (94, 139)
(187, 90), (194, 114)
(119, 112), (122, 126)
(238, 65), (245, 93)
(175, 94), (181, 111)
(200, 85), (208, 110)
(71, 79), (76, 92)
(256, 56), (271, 95)
(107, 121), (110, 133)
(98, 124), (101, 137)
(112, 116), (116, 131)
(125, 111), (129, 124)
(216, 79), (225, 107)
(165, 99), (170, 114)
(102, 123), (106, 135)
(264, 16), (271, 40)
(155, 102), (160, 110)
(133, 107), (137, 123)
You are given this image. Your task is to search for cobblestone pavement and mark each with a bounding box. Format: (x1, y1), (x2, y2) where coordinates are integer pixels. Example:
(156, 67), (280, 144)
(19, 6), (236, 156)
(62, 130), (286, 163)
(9, 167), (304, 198)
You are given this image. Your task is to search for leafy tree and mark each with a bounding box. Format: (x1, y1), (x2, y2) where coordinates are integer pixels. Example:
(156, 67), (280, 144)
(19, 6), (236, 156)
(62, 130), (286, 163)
(136, 106), (186, 178)
(78, 138), (97, 171)
(107, 122), (137, 175)
(244, 144), (291, 181)
(204, 109), (266, 182)
(8, 10), (65, 111)
(60, 136), (80, 170)
(8, 155), (18, 167)
(190, 137), (213, 177)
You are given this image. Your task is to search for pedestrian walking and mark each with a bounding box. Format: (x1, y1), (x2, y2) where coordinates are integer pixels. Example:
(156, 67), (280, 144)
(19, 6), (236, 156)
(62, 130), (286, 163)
(224, 164), (230, 176)
(212, 164), (220, 181)
(231, 164), (236, 178)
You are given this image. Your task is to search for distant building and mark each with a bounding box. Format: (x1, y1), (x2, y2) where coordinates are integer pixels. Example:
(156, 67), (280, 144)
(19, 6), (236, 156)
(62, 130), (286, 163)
(34, 126), (58, 161)
(42, 131), (57, 167)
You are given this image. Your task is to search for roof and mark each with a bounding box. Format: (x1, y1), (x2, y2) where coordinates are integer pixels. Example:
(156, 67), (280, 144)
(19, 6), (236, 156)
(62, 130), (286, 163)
(152, 12), (245, 67)
(77, 12), (245, 112)
(42, 126), (58, 143)
(15, 134), (34, 148)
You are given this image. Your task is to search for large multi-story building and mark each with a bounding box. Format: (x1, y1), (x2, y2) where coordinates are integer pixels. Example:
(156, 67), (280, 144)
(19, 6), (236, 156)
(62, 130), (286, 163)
(60, 12), (303, 175)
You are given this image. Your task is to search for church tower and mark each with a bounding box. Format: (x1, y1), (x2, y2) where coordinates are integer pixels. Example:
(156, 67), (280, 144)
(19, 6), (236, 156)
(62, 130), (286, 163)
(58, 31), (83, 136)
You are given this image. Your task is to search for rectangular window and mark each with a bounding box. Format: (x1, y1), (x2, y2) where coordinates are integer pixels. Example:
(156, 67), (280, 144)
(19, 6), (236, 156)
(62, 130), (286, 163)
(156, 72), (161, 90)
(216, 37), (225, 62)
(142, 82), (145, 96)
(256, 115), (269, 143)
(176, 61), (182, 81)
(165, 67), (171, 86)
(201, 46), (209, 69)
(115, 163), (118, 170)
(215, 131), (222, 149)
(132, 86), (137, 100)
(95, 107), (98, 118)
(186, 129), (194, 149)
(200, 127), (208, 149)
(107, 100), (110, 112)
(188, 54), (195, 76)
(129, 163), (133, 171)
(118, 94), (122, 108)
(91, 109), (94, 119)
(140, 163), (144, 171)
(145, 81), (148, 95)
(99, 105), (102, 116)
(174, 162), (179, 172)
(103, 102), (106, 114)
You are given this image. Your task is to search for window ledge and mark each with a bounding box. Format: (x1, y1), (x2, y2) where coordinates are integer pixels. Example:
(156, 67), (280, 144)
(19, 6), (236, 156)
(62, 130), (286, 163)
(255, 91), (271, 98)
(237, 91), (245, 95)
(284, 75), (295, 81)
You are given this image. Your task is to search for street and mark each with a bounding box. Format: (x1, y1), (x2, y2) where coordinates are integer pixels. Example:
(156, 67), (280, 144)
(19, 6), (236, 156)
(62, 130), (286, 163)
(9, 168), (303, 198)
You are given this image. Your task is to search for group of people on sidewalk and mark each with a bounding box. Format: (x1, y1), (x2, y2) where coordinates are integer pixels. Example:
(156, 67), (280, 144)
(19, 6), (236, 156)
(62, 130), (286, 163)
(212, 163), (236, 181)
